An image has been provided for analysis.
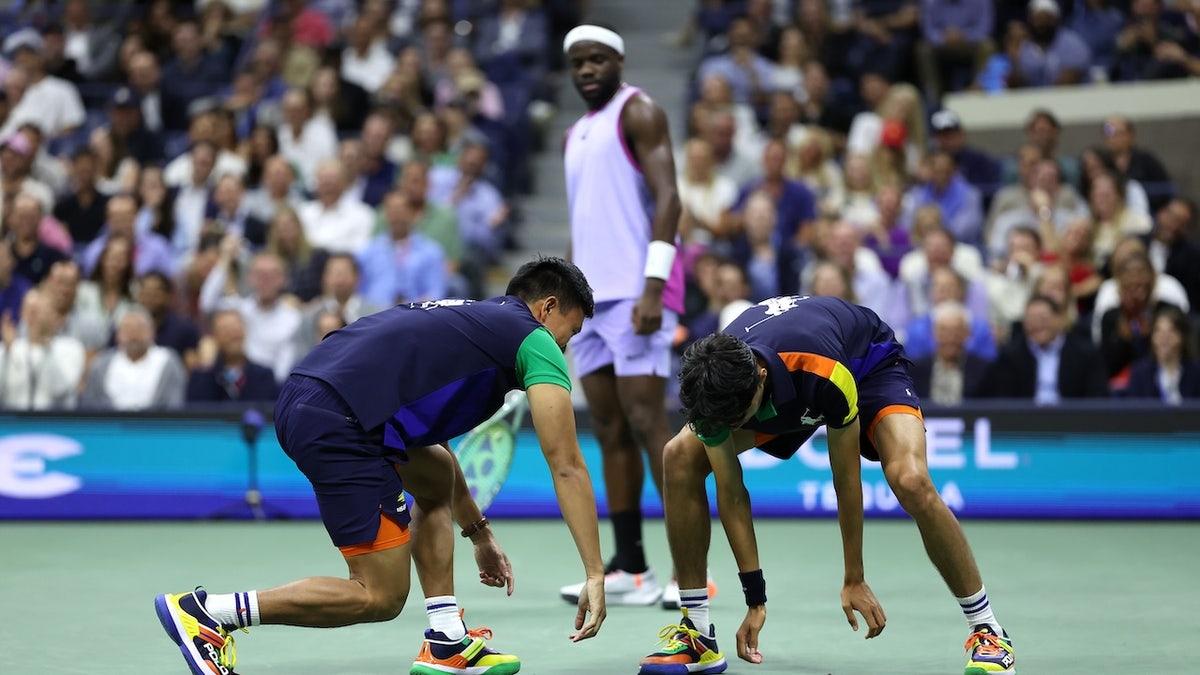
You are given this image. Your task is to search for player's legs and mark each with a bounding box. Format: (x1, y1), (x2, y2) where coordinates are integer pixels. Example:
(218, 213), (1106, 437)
(401, 444), (520, 675)
(872, 412), (1015, 674)
(615, 374), (671, 505)
(872, 412), (982, 597)
(582, 367), (644, 535)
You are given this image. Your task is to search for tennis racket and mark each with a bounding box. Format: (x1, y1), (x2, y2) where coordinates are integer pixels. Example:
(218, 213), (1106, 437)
(455, 390), (528, 511)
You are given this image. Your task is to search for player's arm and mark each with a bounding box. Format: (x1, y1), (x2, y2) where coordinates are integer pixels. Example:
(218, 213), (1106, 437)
(624, 94), (681, 334)
(527, 382), (607, 640)
(516, 328), (605, 640)
(442, 442), (514, 595)
(707, 429), (767, 665)
(828, 418), (887, 639)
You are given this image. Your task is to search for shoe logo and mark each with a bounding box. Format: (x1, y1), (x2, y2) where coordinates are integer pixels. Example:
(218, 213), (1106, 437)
(201, 642), (231, 675)
(396, 494), (408, 514)
(1002, 654), (1015, 668)
(800, 408), (824, 426)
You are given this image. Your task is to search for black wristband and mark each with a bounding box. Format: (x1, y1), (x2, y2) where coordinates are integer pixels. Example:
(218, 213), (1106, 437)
(738, 569), (767, 606)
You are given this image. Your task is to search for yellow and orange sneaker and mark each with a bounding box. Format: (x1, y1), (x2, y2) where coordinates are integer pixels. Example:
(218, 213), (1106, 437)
(411, 615), (520, 675)
(638, 615), (727, 675)
(964, 625), (1016, 674)
(154, 588), (243, 675)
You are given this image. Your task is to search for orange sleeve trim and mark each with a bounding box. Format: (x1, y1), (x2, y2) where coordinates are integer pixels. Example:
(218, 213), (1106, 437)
(339, 513), (412, 557)
(866, 405), (923, 448)
(778, 351), (837, 378)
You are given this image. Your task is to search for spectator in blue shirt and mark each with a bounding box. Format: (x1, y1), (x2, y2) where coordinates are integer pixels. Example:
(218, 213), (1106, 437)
(1007, 0), (1092, 87)
(916, 0), (995, 101)
(357, 191), (448, 307)
(903, 151), (985, 250)
(696, 16), (776, 110)
(428, 141), (508, 300)
(929, 109), (1004, 206)
(1070, 0), (1128, 75)
(727, 139), (818, 246)
(0, 241), (32, 324)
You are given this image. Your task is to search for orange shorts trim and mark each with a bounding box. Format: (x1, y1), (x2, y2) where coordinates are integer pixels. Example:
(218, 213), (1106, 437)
(866, 405), (923, 447)
(338, 514), (411, 557)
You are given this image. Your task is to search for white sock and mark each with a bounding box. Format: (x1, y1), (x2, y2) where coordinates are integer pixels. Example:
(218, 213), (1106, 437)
(957, 586), (1000, 633)
(679, 588), (711, 636)
(203, 591), (260, 630)
(426, 595), (465, 640)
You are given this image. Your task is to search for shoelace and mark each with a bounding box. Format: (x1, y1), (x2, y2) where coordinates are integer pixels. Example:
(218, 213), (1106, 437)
(656, 622), (703, 652)
(467, 625), (494, 640)
(190, 588), (246, 669)
(964, 630), (1007, 658)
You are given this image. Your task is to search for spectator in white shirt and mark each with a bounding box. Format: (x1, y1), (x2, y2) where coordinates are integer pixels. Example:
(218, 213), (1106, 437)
(199, 241), (302, 383)
(163, 111), (248, 188)
(277, 87), (338, 190)
(297, 158), (375, 255)
(243, 154), (302, 225)
(172, 140), (219, 256)
(0, 288), (85, 410)
(80, 308), (185, 410)
(341, 14), (394, 93)
(0, 32), (85, 140)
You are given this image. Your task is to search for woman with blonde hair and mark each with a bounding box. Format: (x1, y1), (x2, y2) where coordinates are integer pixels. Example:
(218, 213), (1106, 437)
(265, 205), (328, 302)
(789, 127), (845, 215)
(847, 82), (927, 177)
(1088, 170), (1152, 266)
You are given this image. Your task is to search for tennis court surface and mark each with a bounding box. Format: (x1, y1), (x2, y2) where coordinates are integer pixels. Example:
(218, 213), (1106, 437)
(4, 518), (1195, 674)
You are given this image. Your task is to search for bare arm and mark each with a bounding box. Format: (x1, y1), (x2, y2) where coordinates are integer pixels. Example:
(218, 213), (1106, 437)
(828, 418), (887, 638)
(623, 93), (681, 333)
(708, 431), (760, 573)
(526, 382), (606, 640)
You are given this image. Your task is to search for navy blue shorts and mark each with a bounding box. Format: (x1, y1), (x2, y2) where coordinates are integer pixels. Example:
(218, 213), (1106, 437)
(275, 375), (412, 549)
(755, 360), (923, 462)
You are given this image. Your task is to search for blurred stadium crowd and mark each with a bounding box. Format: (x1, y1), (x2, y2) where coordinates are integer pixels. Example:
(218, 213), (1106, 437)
(0, 0), (1197, 412)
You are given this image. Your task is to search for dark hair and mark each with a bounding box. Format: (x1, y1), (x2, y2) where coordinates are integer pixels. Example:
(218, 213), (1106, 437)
(505, 256), (595, 318)
(1152, 303), (1197, 361)
(325, 252), (360, 276)
(1026, 293), (1062, 316)
(140, 270), (175, 294)
(678, 333), (759, 439)
(1009, 224), (1042, 251)
(1026, 108), (1060, 131)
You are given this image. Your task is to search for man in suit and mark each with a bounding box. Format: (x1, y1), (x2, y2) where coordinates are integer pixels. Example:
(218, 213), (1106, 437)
(1144, 197), (1200, 312)
(910, 301), (992, 406)
(984, 295), (1108, 402)
(185, 309), (279, 404)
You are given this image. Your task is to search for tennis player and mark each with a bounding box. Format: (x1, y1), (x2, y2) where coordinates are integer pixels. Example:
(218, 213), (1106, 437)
(638, 295), (1016, 675)
(559, 22), (689, 608)
(154, 257), (607, 675)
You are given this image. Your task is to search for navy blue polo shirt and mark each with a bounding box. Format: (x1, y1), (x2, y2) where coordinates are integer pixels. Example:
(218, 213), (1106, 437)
(292, 296), (569, 451)
(698, 295), (904, 446)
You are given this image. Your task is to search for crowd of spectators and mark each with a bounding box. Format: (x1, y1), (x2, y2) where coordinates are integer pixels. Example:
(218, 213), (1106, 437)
(671, 0), (1200, 407)
(1, 0), (1198, 413)
(0, 0), (582, 411)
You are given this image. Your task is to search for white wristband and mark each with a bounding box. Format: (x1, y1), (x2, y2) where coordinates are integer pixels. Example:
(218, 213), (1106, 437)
(644, 240), (676, 280)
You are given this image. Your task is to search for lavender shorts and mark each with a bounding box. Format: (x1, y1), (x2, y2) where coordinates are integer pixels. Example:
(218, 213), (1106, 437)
(570, 298), (678, 378)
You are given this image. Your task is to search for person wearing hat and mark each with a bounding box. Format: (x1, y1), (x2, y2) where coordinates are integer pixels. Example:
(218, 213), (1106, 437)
(1006, 0), (1092, 88)
(107, 85), (165, 165)
(930, 109), (1003, 204)
(0, 29), (85, 140)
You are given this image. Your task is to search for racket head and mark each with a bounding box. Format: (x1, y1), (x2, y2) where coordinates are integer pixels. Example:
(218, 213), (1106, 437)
(454, 391), (526, 510)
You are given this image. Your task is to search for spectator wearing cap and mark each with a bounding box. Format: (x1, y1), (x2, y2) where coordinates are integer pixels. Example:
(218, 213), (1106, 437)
(930, 109), (1003, 205)
(53, 147), (109, 247)
(0, 31), (85, 141)
(107, 86), (164, 166)
(1102, 115), (1173, 210)
(1006, 0), (1092, 88)
(916, 0), (996, 102)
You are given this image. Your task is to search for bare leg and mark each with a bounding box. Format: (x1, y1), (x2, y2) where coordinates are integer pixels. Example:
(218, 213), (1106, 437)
(615, 374), (673, 499)
(874, 413), (983, 596)
(662, 429), (714, 591)
(256, 536), (411, 627)
(401, 445), (458, 599)
(582, 366), (643, 515)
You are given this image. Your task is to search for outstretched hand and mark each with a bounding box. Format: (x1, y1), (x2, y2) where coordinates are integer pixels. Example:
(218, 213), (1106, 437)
(736, 606), (766, 664)
(571, 576), (606, 642)
(472, 537), (514, 596)
(841, 581), (887, 639)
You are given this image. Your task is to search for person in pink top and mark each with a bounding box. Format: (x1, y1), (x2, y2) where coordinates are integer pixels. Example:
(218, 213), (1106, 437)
(560, 23), (701, 610)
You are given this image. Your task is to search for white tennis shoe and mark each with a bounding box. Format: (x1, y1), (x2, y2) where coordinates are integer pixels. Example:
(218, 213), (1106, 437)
(560, 567), (664, 606)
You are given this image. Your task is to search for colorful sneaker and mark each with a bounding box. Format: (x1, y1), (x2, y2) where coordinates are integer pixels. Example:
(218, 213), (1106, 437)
(560, 567), (663, 606)
(154, 588), (241, 675)
(661, 575), (719, 610)
(411, 617), (521, 675)
(964, 625), (1016, 675)
(638, 615), (727, 674)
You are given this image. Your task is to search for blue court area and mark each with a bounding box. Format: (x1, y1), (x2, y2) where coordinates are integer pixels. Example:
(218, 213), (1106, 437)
(3, 518), (1195, 674)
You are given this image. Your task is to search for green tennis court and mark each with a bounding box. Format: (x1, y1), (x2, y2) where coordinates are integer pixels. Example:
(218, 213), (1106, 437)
(3, 518), (1195, 674)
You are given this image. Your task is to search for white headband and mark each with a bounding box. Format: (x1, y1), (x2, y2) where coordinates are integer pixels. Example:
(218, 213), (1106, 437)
(563, 25), (624, 56)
